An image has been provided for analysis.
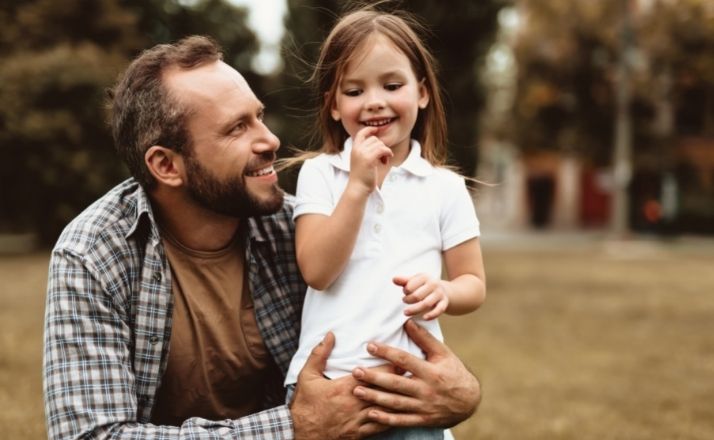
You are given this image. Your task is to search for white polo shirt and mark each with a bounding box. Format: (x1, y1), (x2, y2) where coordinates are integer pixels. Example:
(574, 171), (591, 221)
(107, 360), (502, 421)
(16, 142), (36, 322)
(285, 139), (480, 384)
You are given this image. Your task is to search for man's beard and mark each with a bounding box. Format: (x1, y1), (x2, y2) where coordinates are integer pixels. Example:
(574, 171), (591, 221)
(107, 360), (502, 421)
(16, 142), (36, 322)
(183, 153), (283, 218)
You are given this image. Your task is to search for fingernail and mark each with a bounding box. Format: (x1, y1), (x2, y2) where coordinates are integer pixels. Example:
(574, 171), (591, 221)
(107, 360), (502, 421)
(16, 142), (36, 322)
(367, 343), (377, 354)
(353, 368), (364, 379)
(354, 386), (366, 397)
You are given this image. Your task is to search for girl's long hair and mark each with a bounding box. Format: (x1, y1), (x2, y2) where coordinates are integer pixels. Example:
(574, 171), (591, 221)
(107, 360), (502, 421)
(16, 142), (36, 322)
(279, 6), (449, 170)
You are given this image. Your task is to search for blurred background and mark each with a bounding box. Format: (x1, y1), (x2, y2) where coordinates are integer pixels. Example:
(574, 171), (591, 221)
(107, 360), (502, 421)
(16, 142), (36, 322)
(1, 0), (713, 438)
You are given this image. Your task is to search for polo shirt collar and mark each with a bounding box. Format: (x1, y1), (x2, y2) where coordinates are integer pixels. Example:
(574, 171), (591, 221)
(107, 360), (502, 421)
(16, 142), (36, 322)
(327, 138), (434, 177)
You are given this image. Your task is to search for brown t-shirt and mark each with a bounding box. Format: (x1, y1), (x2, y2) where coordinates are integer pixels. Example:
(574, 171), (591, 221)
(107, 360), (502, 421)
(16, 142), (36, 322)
(150, 229), (280, 425)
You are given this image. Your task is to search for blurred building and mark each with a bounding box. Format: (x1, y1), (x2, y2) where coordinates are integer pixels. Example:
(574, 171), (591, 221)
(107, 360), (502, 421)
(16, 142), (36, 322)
(476, 1), (714, 235)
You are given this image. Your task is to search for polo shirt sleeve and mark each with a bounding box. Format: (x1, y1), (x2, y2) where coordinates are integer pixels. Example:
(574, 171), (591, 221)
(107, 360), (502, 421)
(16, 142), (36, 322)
(293, 157), (335, 220)
(440, 172), (480, 250)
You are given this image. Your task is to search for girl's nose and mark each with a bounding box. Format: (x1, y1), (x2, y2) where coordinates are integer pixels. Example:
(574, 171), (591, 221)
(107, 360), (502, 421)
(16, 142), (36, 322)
(365, 91), (386, 112)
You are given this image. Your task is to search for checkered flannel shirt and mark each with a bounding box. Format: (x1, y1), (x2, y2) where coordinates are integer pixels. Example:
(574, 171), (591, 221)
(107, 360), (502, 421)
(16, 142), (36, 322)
(44, 178), (306, 439)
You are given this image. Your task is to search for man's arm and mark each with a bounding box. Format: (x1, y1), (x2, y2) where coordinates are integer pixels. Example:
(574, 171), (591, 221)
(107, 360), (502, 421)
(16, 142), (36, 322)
(44, 250), (296, 439)
(350, 320), (481, 428)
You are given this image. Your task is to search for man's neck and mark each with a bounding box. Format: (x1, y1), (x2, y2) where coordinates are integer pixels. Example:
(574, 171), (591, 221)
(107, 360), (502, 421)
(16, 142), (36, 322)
(152, 190), (241, 252)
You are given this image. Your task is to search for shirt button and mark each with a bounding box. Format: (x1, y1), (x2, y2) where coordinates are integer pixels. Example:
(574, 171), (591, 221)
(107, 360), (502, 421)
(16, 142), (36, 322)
(153, 272), (162, 282)
(376, 204), (384, 214)
(373, 224), (382, 234)
(389, 174), (398, 182)
(149, 335), (160, 345)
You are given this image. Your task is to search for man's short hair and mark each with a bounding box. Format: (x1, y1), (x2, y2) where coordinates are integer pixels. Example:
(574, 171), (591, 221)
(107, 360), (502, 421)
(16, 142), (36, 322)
(110, 35), (223, 190)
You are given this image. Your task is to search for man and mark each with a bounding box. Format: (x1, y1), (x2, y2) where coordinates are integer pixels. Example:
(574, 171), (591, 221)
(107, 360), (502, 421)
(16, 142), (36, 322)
(43, 35), (480, 439)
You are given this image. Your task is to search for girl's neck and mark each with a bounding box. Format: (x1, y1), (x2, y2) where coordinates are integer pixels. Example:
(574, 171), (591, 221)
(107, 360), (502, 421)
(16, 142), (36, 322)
(387, 138), (411, 168)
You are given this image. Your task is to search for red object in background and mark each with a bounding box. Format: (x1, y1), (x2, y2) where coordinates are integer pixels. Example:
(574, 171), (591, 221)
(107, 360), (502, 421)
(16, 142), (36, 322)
(643, 200), (662, 224)
(580, 168), (611, 227)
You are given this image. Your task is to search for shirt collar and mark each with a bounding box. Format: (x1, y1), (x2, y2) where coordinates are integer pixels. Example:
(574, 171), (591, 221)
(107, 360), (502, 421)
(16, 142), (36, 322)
(125, 181), (161, 246)
(326, 138), (433, 177)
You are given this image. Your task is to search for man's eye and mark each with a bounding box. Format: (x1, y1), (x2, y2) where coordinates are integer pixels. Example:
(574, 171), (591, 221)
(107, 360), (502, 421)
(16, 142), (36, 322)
(344, 89), (362, 97)
(385, 83), (402, 91)
(231, 123), (246, 134)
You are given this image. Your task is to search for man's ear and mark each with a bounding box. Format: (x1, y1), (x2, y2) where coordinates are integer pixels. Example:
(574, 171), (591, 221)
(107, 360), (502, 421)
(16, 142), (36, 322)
(145, 146), (185, 188)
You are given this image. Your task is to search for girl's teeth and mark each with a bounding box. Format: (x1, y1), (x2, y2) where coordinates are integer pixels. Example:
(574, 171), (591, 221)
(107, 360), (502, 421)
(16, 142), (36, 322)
(365, 118), (391, 127)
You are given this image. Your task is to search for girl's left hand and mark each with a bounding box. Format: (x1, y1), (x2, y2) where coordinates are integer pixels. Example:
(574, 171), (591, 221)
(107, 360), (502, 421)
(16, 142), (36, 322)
(393, 274), (450, 320)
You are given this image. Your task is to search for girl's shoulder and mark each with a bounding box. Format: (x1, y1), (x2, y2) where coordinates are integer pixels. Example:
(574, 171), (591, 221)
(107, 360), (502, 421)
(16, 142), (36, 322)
(430, 165), (468, 186)
(301, 151), (337, 169)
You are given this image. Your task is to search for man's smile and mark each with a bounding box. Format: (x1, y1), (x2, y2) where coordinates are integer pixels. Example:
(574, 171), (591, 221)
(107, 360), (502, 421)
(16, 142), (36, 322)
(245, 164), (276, 177)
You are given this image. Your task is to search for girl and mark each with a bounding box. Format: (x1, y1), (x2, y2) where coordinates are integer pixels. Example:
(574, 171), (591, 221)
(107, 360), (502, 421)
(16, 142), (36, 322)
(285, 8), (486, 439)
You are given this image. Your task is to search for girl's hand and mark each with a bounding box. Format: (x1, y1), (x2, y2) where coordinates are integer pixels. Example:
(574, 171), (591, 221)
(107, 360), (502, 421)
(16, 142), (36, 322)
(348, 126), (393, 194)
(393, 274), (450, 320)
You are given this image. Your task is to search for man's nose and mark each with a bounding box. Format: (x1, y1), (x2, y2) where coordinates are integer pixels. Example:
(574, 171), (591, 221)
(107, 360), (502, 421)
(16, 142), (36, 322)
(254, 120), (280, 153)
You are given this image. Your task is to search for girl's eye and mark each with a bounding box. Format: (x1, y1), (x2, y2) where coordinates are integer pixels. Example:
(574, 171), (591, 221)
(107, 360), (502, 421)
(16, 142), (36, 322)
(385, 83), (402, 91)
(344, 89), (362, 97)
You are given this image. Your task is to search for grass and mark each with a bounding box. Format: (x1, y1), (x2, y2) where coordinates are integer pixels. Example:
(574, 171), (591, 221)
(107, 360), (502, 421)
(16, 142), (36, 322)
(2, 238), (714, 439)
(447, 239), (714, 439)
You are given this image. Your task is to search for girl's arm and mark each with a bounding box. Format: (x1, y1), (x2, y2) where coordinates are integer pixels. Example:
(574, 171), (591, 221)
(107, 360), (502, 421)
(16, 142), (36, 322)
(297, 127), (391, 290)
(295, 186), (369, 290)
(397, 237), (486, 320)
(442, 237), (486, 314)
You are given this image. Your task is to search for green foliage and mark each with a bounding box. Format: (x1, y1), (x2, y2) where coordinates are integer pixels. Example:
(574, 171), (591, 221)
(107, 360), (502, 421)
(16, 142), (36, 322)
(0, 44), (128, 239)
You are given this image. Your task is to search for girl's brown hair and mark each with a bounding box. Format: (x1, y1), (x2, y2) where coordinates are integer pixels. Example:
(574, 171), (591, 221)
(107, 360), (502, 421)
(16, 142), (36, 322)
(310, 7), (448, 166)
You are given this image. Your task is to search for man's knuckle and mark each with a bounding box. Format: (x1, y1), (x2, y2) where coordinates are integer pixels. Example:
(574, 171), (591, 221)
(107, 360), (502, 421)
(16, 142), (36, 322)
(395, 352), (410, 367)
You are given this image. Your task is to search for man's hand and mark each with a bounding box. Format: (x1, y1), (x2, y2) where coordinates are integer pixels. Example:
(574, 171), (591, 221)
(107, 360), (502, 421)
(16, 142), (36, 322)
(290, 332), (386, 439)
(351, 320), (481, 428)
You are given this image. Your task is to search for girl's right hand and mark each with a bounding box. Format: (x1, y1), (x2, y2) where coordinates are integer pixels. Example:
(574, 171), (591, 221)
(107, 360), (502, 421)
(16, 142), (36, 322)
(348, 126), (393, 194)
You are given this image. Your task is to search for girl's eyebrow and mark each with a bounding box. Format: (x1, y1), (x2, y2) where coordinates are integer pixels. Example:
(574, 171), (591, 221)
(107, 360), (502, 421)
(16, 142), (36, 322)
(341, 70), (409, 85)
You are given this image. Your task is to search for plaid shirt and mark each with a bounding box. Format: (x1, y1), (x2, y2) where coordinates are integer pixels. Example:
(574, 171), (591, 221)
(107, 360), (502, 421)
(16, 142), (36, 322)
(44, 178), (306, 439)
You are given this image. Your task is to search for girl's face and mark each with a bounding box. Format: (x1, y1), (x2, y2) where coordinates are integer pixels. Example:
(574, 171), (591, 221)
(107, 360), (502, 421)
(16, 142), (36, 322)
(331, 33), (429, 162)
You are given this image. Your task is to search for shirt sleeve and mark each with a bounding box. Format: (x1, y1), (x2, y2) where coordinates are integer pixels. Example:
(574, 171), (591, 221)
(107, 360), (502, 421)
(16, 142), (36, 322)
(293, 157), (335, 220)
(439, 172), (480, 251)
(44, 250), (295, 440)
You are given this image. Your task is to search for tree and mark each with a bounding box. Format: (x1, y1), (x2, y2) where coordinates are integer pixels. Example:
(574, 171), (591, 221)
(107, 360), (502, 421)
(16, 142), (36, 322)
(503, 0), (714, 233)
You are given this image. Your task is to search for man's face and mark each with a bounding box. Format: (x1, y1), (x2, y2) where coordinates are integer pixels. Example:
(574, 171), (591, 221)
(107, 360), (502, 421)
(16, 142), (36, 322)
(165, 61), (283, 217)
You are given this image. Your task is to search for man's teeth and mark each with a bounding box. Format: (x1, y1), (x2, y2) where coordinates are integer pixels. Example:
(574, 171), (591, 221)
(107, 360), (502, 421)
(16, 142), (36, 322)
(363, 118), (393, 127)
(247, 165), (274, 177)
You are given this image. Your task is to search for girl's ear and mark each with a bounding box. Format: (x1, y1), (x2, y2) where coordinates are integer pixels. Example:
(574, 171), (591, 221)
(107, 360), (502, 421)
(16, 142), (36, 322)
(418, 78), (430, 109)
(327, 91), (341, 121)
(145, 146), (185, 188)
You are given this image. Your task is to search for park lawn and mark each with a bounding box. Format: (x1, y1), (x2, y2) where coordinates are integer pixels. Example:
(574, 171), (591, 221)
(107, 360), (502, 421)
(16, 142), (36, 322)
(448, 241), (714, 439)
(2, 239), (713, 439)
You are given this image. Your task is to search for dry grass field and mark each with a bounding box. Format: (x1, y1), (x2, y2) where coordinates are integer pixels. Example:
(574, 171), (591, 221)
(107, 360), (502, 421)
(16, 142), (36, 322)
(2, 236), (714, 439)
